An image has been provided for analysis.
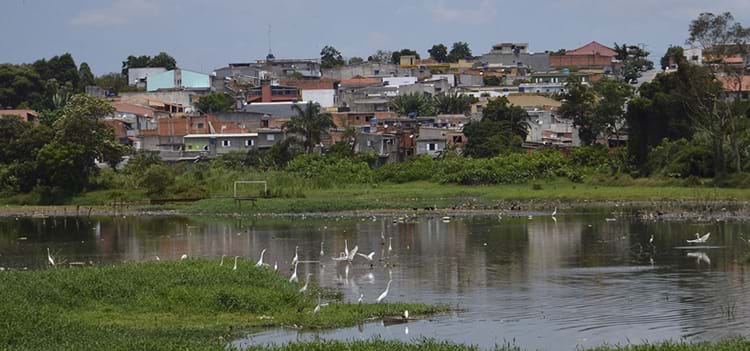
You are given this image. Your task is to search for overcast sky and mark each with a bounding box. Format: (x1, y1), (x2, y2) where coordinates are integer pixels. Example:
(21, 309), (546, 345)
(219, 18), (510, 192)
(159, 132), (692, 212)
(1, 0), (749, 75)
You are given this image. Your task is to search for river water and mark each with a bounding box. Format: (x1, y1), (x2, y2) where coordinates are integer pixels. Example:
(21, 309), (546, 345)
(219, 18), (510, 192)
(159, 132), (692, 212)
(1, 212), (749, 350)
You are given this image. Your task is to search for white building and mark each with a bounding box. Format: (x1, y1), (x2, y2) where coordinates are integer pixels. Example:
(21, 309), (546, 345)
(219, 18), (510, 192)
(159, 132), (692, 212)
(301, 89), (336, 108)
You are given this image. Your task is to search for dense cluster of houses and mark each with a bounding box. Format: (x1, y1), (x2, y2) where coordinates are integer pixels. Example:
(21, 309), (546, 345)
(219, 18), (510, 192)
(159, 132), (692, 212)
(4, 41), (744, 164)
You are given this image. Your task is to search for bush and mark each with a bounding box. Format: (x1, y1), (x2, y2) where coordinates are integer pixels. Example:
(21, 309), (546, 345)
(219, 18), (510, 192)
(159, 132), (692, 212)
(647, 138), (714, 178)
(139, 164), (173, 197)
(286, 154), (373, 187)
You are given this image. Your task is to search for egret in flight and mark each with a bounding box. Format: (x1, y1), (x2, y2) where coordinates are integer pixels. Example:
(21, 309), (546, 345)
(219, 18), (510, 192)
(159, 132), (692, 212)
(46, 248), (55, 267)
(256, 249), (267, 267)
(687, 232), (710, 244)
(376, 280), (392, 303)
(357, 251), (375, 261)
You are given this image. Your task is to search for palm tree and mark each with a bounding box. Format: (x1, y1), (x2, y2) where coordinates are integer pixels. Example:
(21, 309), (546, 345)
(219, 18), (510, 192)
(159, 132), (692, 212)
(433, 92), (477, 115)
(283, 102), (334, 153)
(389, 93), (436, 117)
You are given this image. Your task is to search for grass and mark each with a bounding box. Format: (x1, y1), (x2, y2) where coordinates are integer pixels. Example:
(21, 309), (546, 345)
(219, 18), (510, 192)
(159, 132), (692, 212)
(242, 338), (750, 350)
(0, 260), (445, 351)
(184, 180), (750, 215)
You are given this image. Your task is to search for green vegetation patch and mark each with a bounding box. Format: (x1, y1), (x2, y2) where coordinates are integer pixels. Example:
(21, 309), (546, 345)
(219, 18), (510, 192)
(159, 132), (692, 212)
(0, 260), (445, 351)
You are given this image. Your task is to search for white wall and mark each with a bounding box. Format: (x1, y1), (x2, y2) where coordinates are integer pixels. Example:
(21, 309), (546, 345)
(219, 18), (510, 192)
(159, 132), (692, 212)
(383, 76), (417, 87)
(301, 89), (336, 108)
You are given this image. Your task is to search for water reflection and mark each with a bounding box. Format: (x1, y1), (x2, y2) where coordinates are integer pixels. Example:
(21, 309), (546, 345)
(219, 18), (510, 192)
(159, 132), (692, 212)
(1, 214), (749, 350)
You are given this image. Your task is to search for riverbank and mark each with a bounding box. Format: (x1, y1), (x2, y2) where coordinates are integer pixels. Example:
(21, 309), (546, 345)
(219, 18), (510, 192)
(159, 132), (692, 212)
(2, 181), (750, 221)
(0, 260), (445, 351)
(242, 339), (750, 350)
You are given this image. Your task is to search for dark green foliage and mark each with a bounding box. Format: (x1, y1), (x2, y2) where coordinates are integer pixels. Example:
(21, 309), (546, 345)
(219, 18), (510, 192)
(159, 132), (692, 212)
(391, 49), (420, 64)
(286, 154), (373, 186)
(661, 46), (685, 69)
(433, 92), (477, 115)
(559, 76), (598, 145)
(121, 52), (177, 75)
(78, 62), (95, 88)
(140, 164), (174, 197)
(390, 93), (436, 117)
(463, 97), (529, 157)
(447, 41), (472, 63)
(284, 102), (334, 153)
(348, 57), (364, 65)
(0, 63), (44, 109)
(646, 139), (714, 178)
(483, 75), (502, 86)
(428, 44), (448, 62)
(94, 73), (139, 94)
(320, 46), (345, 69)
(367, 50), (393, 64)
(195, 92), (236, 113)
(613, 43), (653, 82)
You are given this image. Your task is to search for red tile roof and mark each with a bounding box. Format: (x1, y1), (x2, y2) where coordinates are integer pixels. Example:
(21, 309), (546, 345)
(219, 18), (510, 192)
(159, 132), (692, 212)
(279, 78), (335, 90)
(112, 102), (156, 117)
(719, 75), (750, 92)
(340, 77), (382, 87)
(566, 41), (617, 57)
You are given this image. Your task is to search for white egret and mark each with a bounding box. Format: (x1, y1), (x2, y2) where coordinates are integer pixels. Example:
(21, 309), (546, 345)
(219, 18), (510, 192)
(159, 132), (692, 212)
(256, 249), (267, 267)
(273, 261), (278, 271)
(357, 251), (375, 261)
(381, 232), (386, 245)
(403, 310), (409, 319)
(299, 273), (312, 293)
(320, 241), (324, 256)
(46, 248), (55, 267)
(376, 280), (392, 303)
(357, 293), (364, 304)
(220, 255), (226, 266)
(180, 254), (188, 261)
(527, 215), (533, 220)
(313, 295), (321, 314)
(687, 232), (710, 244)
(347, 245), (359, 262)
(155, 256), (160, 261)
(552, 207), (557, 216)
(289, 261), (299, 283)
(344, 240), (349, 258)
(687, 252), (711, 265)
(649, 235), (654, 244)
(388, 237), (393, 253)
(233, 256), (239, 271)
(291, 246), (299, 266)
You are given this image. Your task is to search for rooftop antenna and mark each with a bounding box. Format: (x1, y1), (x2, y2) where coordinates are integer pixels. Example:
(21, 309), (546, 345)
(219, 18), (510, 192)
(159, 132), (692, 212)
(266, 24), (275, 61)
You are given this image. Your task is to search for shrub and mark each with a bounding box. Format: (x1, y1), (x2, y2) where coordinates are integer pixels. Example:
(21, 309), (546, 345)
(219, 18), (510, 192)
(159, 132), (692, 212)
(139, 164), (173, 197)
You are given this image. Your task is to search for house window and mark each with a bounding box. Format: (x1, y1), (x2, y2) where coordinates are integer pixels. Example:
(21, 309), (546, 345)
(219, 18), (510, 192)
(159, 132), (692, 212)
(203, 145), (209, 151)
(197, 122), (205, 129)
(428, 143), (438, 151)
(221, 140), (231, 148)
(267, 134), (275, 141)
(245, 139), (254, 147)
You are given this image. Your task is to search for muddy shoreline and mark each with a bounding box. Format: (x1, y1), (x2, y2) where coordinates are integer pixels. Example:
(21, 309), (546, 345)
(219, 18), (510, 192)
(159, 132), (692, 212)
(1, 199), (749, 222)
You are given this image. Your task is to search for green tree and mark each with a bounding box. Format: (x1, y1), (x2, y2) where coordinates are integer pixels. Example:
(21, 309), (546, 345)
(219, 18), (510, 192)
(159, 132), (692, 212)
(121, 55), (152, 76)
(367, 50), (393, 64)
(78, 62), (96, 89)
(149, 52), (177, 70)
(348, 57), (364, 65)
(447, 42), (472, 63)
(283, 102), (334, 153)
(593, 78), (633, 143)
(559, 76), (599, 145)
(660, 46), (685, 69)
(195, 92), (236, 113)
(613, 43), (653, 82)
(391, 49), (420, 65)
(139, 164), (173, 197)
(433, 92), (477, 115)
(463, 97), (530, 157)
(428, 44), (448, 62)
(0, 64), (44, 108)
(483, 75), (502, 86)
(94, 73), (134, 94)
(389, 93), (435, 117)
(320, 46), (345, 69)
(687, 11), (750, 173)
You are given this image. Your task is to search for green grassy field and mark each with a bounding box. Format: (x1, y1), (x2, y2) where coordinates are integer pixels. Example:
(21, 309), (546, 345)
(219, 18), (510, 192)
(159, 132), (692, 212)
(0, 260), (444, 351)
(185, 180), (750, 215)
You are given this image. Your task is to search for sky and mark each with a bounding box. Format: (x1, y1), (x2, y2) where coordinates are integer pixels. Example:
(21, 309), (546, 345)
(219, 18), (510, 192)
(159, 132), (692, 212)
(1, 0), (749, 75)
